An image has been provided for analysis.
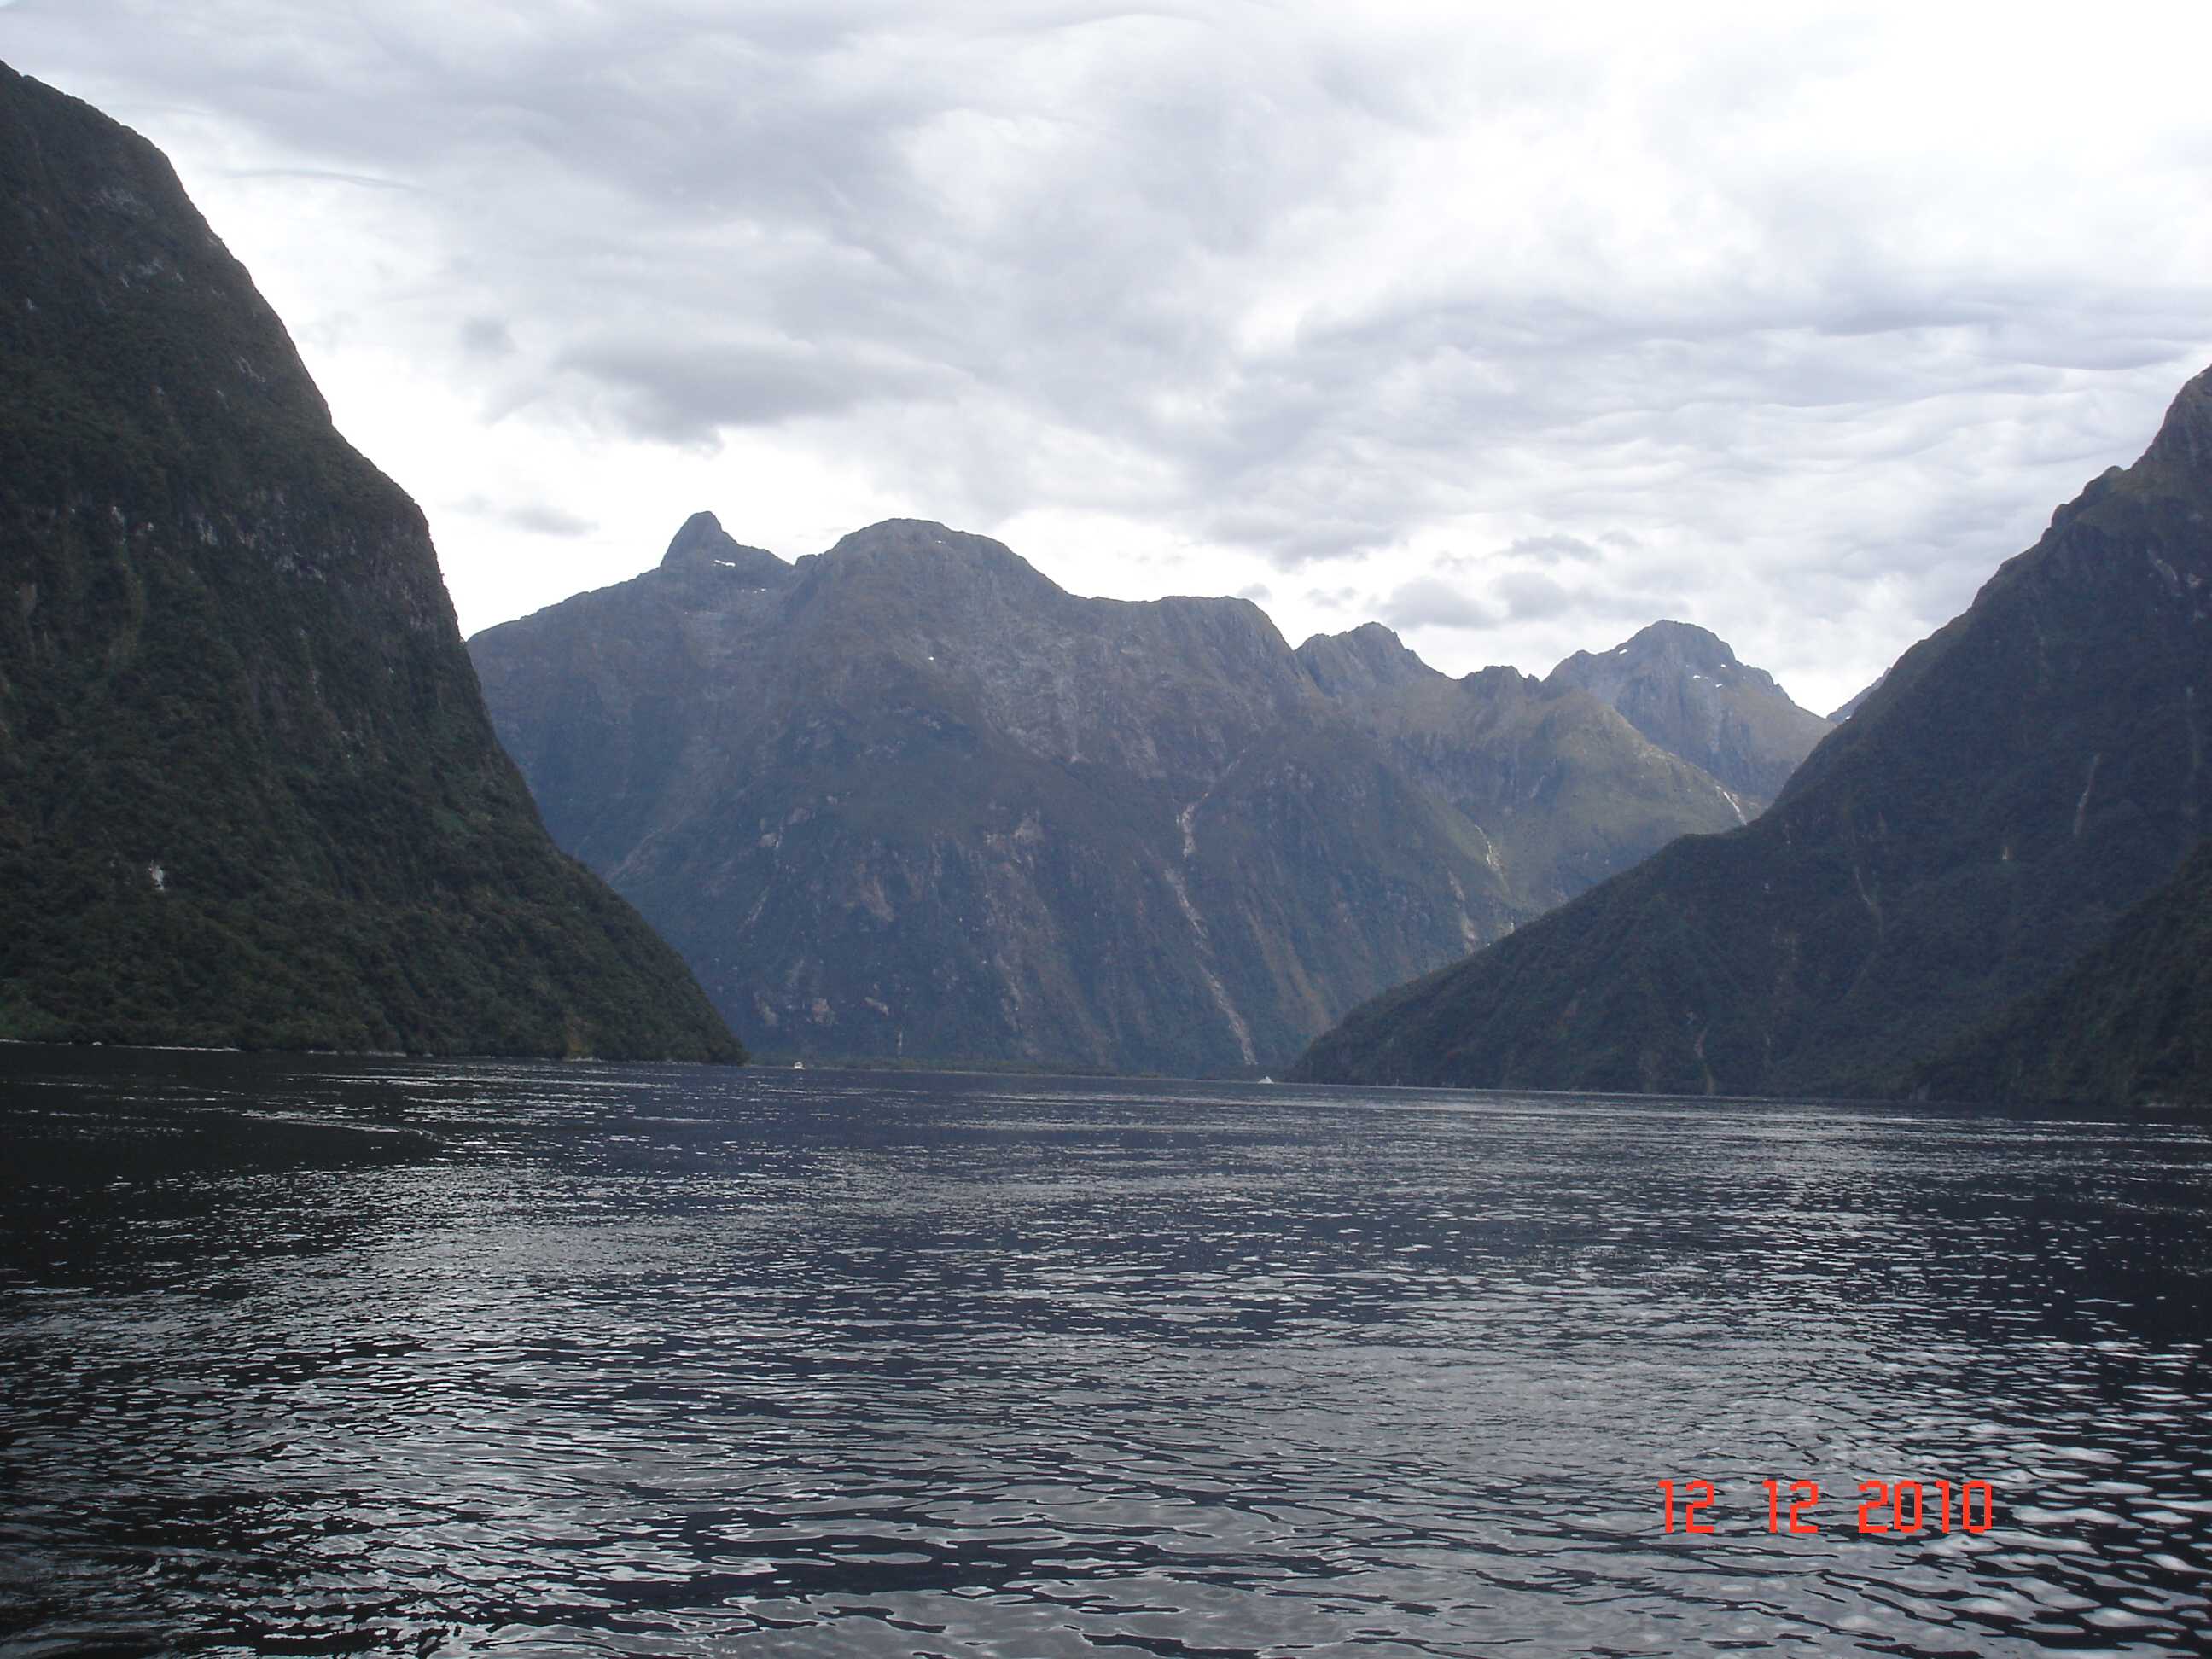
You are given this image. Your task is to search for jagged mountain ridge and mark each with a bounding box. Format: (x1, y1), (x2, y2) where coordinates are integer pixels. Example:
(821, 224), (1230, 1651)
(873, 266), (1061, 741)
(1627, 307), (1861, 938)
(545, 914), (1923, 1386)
(0, 64), (742, 1059)
(1296, 628), (1760, 909)
(1294, 363), (2212, 1097)
(1548, 620), (1834, 809)
(470, 517), (1759, 1073)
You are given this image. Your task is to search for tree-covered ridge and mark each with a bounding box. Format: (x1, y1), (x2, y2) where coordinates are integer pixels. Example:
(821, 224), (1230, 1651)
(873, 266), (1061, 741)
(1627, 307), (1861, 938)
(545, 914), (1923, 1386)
(1915, 837), (2212, 1106)
(1294, 363), (2212, 1097)
(0, 63), (742, 1059)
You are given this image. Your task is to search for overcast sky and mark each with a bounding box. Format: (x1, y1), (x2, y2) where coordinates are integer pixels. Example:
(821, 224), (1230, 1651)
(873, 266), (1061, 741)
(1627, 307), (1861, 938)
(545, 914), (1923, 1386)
(9, 0), (2210, 713)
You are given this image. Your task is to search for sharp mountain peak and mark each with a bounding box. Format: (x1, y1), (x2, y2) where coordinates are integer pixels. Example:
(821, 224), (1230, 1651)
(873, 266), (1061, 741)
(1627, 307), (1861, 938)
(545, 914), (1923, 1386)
(1295, 622), (1440, 699)
(658, 510), (788, 581)
(2143, 360), (2212, 478)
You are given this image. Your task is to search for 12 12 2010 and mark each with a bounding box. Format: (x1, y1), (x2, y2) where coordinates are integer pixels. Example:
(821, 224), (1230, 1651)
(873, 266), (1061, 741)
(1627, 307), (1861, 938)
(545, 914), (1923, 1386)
(1657, 1478), (1996, 1534)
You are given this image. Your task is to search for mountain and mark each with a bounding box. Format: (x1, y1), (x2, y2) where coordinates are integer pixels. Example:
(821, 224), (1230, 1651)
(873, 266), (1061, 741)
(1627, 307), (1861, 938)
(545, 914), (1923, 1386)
(1828, 670), (1888, 723)
(0, 65), (742, 1060)
(469, 519), (1748, 1073)
(1298, 629), (1758, 908)
(1547, 620), (1833, 809)
(1914, 837), (2212, 1106)
(1295, 363), (2212, 1097)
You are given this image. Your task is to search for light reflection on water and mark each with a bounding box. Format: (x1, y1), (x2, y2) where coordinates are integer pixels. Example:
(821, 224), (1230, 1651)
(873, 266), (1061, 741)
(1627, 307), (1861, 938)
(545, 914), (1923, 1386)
(2, 1049), (2209, 1656)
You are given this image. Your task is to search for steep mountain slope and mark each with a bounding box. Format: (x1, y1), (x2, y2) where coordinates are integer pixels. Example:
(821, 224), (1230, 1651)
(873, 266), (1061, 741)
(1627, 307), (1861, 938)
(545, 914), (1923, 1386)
(1915, 837), (2212, 1106)
(471, 521), (1747, 1072)
(1548, 620), (1833, 808)
(0, 64), (742, 1060)
(1295, 363), (2212, 1096)
(1829, 671), (1888, 723)
(1299, 627), (1756, 907)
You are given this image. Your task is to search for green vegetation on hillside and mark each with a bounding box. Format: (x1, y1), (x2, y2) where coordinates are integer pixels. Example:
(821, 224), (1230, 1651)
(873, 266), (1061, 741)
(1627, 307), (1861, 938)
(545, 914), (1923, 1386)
(1915, 838), (2212, 1106)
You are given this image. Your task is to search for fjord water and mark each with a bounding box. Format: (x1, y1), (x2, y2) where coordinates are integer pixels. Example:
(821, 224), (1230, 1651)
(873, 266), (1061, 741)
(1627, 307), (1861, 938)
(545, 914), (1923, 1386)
(3, 1051), (2207, 1656)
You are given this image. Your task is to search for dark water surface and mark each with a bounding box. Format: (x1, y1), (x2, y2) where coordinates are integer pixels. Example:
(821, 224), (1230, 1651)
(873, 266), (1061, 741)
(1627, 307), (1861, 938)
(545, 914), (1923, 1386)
(3, 1049), (2209, 1656)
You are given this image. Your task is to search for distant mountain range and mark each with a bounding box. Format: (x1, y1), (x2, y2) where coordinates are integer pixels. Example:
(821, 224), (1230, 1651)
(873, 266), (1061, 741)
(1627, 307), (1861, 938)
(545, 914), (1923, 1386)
(0, 64), (741, 1060)
(470, 517), (1825, 1072)
(1550, 620), (1833, 809)
(1295, 364), (2212, 1103)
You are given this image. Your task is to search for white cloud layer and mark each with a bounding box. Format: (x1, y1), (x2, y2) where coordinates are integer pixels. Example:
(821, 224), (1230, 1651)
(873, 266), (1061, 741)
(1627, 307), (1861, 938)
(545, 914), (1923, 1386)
(9, 0), (2211, 713)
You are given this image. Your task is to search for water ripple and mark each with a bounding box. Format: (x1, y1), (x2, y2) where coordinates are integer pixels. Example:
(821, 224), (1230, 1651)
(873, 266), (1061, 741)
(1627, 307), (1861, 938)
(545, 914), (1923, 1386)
(3, 1049), (2208, 1655)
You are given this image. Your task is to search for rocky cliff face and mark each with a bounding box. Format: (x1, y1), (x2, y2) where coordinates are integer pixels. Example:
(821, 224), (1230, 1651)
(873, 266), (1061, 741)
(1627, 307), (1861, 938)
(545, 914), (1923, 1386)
(0, 64), (742, 1059)
(471, 518), (1752, 1072)
(1295, 364), (2212, 1097)
(1548, 620), (1833, 809)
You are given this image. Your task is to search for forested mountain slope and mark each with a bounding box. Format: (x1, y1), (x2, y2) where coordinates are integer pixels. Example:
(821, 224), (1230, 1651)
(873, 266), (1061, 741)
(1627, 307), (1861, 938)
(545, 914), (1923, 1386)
(0, 65), (742, 1059)
(1916, 836), (2212, 1106)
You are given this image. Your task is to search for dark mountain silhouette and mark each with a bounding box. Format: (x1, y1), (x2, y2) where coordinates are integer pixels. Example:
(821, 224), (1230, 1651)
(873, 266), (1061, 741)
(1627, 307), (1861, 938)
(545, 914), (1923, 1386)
(0, 64), (741, 1059)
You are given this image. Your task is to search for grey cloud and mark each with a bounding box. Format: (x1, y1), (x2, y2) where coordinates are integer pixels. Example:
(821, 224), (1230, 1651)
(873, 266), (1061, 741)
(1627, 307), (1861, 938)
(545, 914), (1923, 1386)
(454, 496), (598, 538)
(1493, 571), (1572, 620)
(1376, 577), (1497, 632)
(503, 504), (598, 538)
(460, 317), (515, 358)
(221, 166), (421, 192)
(553, 335), (956, 442)
(12, 1), (2209, 707)
(1506, 533), (1600, 563)
(1479, 569), (1683, 627)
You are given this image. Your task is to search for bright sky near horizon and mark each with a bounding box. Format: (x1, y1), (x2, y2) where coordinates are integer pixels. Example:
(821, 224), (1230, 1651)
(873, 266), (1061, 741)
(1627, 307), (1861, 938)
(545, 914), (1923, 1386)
(8, 0), (2210, 715)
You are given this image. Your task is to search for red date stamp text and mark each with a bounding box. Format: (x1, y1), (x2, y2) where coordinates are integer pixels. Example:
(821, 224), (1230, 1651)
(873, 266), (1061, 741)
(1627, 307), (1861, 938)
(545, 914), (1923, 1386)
(1657, 1478), (1995, 1534)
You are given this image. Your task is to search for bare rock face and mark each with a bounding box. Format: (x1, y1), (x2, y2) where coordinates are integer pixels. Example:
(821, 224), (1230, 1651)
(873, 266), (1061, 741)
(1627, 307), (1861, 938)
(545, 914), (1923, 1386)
(471, 523), (1750, 1073)
(1549, 620), (1834, 810)
(0, 64), (742, 1061)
